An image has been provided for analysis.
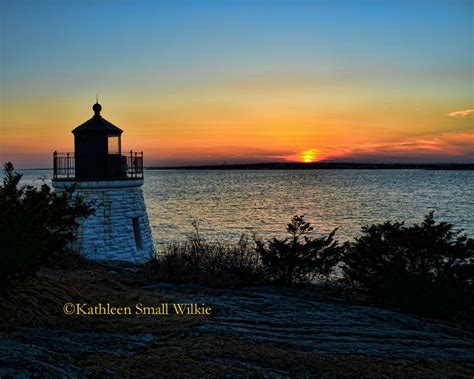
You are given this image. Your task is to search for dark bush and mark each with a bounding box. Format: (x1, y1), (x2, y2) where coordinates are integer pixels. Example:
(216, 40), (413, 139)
(0, 162), (92, 289)
(255, 215), (342, 286)
(149, 222), (265, 288)
(341, 213), (474, 313)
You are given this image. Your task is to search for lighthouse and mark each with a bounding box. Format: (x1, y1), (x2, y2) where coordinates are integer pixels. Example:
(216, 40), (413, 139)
(52, 102), (155, 263)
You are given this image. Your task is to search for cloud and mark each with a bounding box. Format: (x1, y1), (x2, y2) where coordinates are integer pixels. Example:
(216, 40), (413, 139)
(319, 131), (474, 163)
(447, 109), (474, 118)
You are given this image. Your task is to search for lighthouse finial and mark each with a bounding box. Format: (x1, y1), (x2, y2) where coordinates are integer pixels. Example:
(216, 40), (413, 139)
(93, 94), (102, 116)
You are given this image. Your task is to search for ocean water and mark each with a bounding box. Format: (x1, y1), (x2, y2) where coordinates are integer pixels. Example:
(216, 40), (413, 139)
(15, 169), (474, 245)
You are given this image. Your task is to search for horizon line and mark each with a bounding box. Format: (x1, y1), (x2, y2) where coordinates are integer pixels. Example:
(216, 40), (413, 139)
(12, 161), (474, 171)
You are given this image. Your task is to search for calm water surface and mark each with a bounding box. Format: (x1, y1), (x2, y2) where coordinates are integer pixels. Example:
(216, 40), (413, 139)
(16, 169), (474, 245)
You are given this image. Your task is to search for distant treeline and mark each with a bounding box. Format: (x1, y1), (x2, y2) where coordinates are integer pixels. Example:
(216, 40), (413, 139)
(148, 162), (474, 170)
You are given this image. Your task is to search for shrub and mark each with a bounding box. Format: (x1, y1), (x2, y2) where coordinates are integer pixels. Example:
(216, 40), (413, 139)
(149, 222), (265, 288)
(341, 212), (474, 313)
(255, 215), (342, 286)
(0, 162), (92, 289)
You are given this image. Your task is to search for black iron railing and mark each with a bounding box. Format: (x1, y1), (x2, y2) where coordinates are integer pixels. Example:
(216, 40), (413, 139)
(53, 151), (144, 180)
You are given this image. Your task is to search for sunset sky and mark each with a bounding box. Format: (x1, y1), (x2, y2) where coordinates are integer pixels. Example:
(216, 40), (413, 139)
(1, 0), (473, 167)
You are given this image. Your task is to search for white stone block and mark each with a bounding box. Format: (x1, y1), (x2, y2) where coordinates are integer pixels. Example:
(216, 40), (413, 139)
(53, 179), (156, 264)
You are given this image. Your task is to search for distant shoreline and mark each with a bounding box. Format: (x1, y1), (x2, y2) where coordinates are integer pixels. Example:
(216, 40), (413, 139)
(18, 162), (474, 171)
(147, 162), (474, 171)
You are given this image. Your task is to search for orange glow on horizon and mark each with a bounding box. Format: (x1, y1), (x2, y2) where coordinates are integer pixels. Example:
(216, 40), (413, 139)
(300, 149), (319, 163)
(1, 85), (473, 167)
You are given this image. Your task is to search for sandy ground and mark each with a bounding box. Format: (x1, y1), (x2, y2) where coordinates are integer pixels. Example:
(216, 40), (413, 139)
(0, 261), (473, 378)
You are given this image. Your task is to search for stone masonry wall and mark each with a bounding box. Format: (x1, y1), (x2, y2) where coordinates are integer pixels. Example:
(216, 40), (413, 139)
(55, 182), (156, 263)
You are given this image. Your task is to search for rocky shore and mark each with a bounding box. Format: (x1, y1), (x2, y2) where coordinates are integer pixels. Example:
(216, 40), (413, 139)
(0, 260), (473, 377)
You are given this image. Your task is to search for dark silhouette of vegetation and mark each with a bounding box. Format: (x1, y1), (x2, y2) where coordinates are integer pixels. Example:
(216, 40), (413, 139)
(0, 162), (92, 289)
(150, 222), (265, 288)
(151, 216), (342, 288)
(153, 214), (473, 314)
(341, 213), (474, 313)
(256, 215), (342, 286)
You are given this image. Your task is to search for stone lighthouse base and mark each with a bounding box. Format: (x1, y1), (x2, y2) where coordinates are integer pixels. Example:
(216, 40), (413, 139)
(52, 179), (155, 264)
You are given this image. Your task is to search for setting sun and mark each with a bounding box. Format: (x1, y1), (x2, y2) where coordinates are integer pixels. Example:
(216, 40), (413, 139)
(301, 149), (319, 163)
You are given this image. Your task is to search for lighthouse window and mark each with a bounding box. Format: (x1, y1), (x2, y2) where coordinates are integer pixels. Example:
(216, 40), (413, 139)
(132, 218), (143, 250)
(108, 136), (120, 155)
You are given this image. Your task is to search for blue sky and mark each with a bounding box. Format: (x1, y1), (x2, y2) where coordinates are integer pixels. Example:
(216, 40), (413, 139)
(1, 0), (473, 166)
